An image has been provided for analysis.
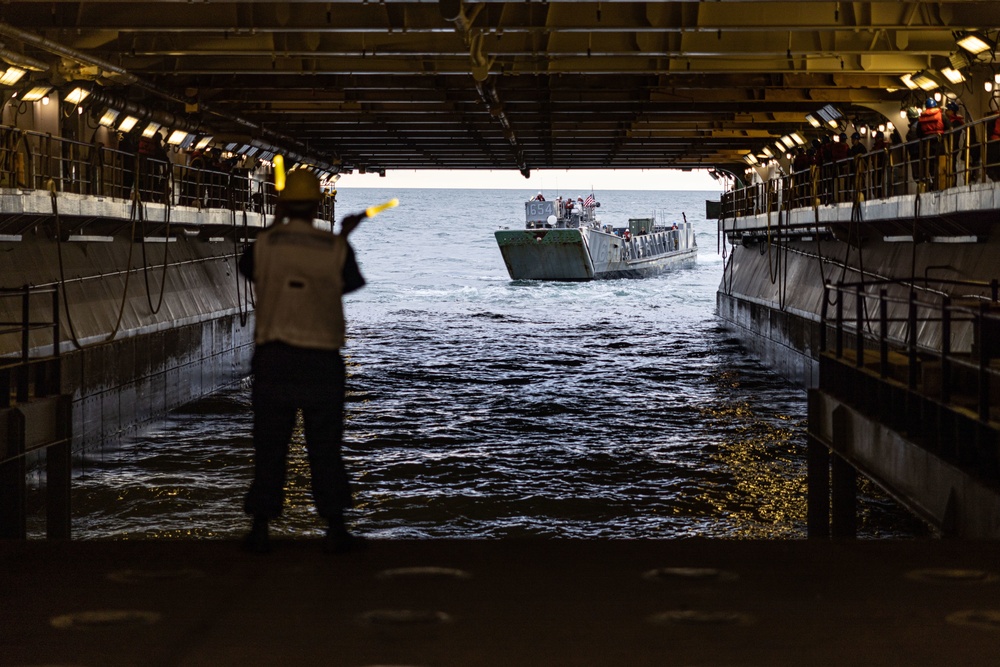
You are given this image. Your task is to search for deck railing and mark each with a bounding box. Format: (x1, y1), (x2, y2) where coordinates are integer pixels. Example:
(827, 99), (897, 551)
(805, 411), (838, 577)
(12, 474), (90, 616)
(0, 125), (337, 222)
(722, 114), (1000, 219)
(0, 286), (61, 408)
(821, 278), (1000, 422)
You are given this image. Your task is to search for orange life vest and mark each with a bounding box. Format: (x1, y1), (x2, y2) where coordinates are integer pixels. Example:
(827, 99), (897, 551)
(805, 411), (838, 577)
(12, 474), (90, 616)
(918, 108), (945, 136)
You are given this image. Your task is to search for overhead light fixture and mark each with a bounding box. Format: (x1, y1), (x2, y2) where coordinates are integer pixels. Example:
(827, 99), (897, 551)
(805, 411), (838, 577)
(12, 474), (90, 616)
(99, 109), (120, 126)
(166, 130), (189, 145)
(194, 135), (213, 150)
(0, 67), (26, 86)
(141, 122), (161, 138)
(940, 67), (966, 84)
(780, 135), (795, 149)
(761, 146), (774, 158)
(790, 132), (805, 145)
(949, 52), (971, 71)
(816, 104), (843, 128)
(21, 86), (53, 102)
(910, 70), (939, 91)
(743, 153), (758, 165)
(117, 116), (139, 132)
(64, 87), (90, 105)
(805, 113), (821, 128)
(900, 73), (918, 90)
(956, 32), (995, 56)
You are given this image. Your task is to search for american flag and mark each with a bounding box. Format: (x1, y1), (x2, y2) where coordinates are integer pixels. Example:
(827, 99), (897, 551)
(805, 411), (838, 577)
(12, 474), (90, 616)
(584, 193), (595, 207)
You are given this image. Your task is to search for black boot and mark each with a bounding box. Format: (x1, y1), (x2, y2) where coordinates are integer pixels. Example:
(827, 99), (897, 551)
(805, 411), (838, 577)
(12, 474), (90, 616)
(324, 516), (367, 554)
(242, 516), (271, 554)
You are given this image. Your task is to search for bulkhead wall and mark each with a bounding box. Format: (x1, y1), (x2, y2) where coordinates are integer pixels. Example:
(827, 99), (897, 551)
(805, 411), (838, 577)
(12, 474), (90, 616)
(717, 234), (996, 387)
(1, 232), (255, 451)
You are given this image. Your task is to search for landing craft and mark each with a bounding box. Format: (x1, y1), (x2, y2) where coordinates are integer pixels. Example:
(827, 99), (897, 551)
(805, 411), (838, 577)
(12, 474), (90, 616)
(495, 197), (697, 281)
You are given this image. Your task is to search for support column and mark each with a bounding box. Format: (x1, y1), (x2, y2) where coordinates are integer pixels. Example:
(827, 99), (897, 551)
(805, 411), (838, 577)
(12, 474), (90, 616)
(806, 435), (830, 538)
(831, 454), (858, 538)
(46, 397), (73, 539)
(0, 410), (26, 539)
(831, 404), (857, 538)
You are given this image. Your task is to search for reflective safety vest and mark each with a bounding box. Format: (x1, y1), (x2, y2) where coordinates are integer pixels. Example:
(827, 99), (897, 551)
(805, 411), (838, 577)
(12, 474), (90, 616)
(918, 108), (945, 136)
(253, 218), (349, 350)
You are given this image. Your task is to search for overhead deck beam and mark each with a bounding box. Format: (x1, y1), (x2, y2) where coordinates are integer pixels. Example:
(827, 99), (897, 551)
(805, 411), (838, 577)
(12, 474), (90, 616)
(0, 1), (995, 173)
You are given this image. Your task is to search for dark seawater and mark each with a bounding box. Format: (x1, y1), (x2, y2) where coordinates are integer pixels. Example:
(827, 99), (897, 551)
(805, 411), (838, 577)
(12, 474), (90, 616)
(64, 187), (919, 540)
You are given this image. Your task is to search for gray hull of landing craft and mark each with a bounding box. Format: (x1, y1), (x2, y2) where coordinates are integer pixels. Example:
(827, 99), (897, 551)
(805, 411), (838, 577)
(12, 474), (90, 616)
(495, 226), (697, 281)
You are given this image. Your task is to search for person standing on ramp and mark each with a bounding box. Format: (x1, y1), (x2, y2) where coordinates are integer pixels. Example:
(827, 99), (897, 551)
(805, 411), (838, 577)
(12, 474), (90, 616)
(239, 168), (367, 553)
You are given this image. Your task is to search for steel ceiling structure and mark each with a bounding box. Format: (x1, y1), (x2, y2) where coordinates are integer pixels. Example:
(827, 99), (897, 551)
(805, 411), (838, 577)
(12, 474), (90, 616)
(1, 1), (999, 177)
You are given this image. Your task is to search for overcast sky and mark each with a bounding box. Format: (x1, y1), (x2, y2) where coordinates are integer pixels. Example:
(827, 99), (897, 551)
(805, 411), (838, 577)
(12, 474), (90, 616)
(334, 168), (723, 192)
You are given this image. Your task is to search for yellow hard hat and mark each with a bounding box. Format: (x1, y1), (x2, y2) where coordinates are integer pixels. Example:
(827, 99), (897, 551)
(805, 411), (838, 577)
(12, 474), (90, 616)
(279, 169), (322, 201)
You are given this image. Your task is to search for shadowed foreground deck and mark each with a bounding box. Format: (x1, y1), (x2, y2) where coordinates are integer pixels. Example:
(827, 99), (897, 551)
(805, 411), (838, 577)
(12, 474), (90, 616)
(4, 538), (1000, 666)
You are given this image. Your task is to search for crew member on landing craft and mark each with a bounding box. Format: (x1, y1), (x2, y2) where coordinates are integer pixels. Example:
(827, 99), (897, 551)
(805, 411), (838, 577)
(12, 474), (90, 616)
(915, 98), (952, 190)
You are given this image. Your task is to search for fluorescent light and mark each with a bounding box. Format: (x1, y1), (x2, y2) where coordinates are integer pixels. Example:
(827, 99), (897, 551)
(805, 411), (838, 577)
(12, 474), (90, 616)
(780, 135), (795, 148)
(99, 109), (120, 126)
(790, 132), (805, 145)
(940, 67), (965, 84)
(64, 87), (89, 105)
(957, 32), (993, 55)
(166, 130), (189, 145)
(761, 146), (774, 157)
(911, 71), (939, 91)
(949, 52), (971, 70)
(141, 122), (161, 138)
(0, 67), (26, 86)
(194, 135), (213, 150)
(117, 116), (138, 132)
(21, 86), (52, 102)
(900, 73), (918, 90)
(805, 113), (821, 128)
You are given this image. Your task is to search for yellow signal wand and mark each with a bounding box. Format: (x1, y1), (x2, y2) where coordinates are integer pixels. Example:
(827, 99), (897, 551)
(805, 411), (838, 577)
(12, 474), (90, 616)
(365, 198), (399, 217)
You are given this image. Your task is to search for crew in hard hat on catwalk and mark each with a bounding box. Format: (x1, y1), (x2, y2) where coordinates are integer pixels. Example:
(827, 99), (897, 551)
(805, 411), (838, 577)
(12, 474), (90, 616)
(916, 97), (952, 190)
(238, 168), (367, 554)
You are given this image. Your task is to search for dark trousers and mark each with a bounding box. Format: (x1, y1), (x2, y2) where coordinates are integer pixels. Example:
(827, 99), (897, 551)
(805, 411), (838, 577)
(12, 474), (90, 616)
(244, 347), (352, 520)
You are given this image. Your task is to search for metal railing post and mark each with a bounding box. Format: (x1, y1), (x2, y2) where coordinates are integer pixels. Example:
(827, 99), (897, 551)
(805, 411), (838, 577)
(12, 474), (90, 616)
(941, 295), (951, 403)
(908, 290), (918, 390)
(835, 282), (844, 359)
(17, 285), (29, 402)
(979, 303), (990, 422)
(879, 289), (888, 378)
(855, 284), (864, 367)
(820, 283), (829, 352)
